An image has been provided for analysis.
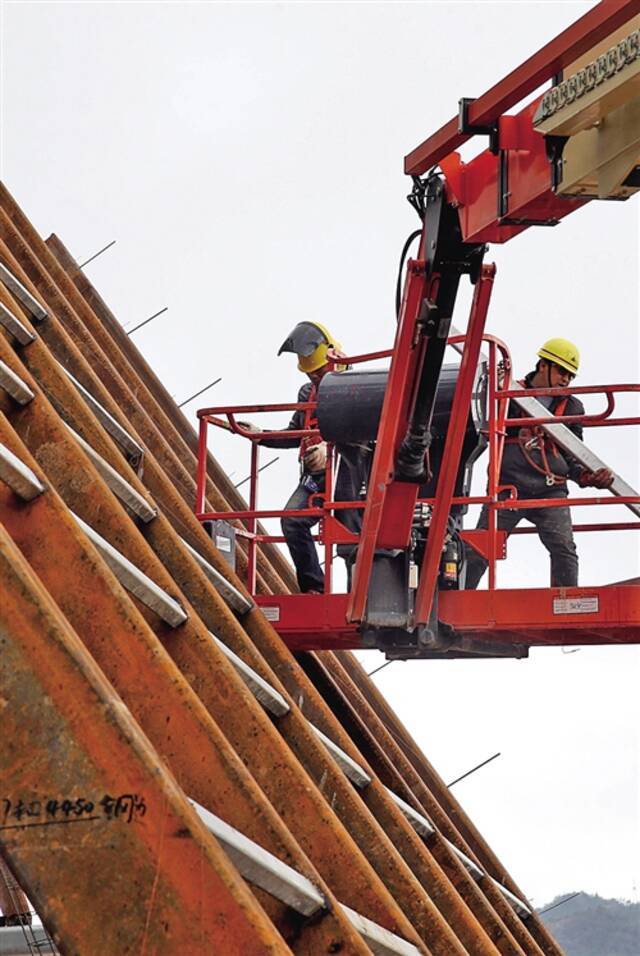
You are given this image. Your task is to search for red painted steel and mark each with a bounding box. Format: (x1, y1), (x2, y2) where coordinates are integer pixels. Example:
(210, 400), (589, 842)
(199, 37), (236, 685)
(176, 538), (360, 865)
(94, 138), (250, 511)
(414, 264), (496, 625)
(347, 259), (429, 622)
(248, 441), (259, 594)
(197, 329), (640, 653)
(255, 585), (640, 651)
(405, 0), (640, 175)
(439, 101), (586, 245)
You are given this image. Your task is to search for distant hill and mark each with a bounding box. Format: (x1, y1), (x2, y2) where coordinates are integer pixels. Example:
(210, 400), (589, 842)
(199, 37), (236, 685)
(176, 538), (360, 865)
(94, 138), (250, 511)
(539, 893), (639, 956)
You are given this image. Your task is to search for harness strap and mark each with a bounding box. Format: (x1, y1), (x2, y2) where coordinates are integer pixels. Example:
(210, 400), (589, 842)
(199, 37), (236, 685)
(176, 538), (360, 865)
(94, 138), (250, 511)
(512, 384), (570, 487)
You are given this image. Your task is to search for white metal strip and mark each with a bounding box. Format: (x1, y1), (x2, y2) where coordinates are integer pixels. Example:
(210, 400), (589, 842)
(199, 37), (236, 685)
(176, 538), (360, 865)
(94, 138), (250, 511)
(192, 800), (421, 952)
(209, 633), (289, 717)
(511, 393), (640, 519)
(492, 879), (532, 918)
(0, 360), (35, 405)
(65, 425), (157, 523)
(57, 363), (144, 462)
(384, 788), (435, 838)
(0, 262), (48, 320)
(72, 513), (187, 627)
(340, 904), (422, 956)
(443, 838), (484, 881)
(180, 536), (254, 614)
(0, 300), (37, 345)
(0, 443), (46, 501)
(308, 723), (372, 789)
(191, 800), (326, 917)
(385, 786), (525, 904)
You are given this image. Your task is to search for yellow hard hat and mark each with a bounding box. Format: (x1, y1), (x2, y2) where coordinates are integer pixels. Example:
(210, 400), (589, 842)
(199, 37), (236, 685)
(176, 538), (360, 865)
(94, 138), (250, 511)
(278, 321), (344, 373)
(537, 337), (580, 375)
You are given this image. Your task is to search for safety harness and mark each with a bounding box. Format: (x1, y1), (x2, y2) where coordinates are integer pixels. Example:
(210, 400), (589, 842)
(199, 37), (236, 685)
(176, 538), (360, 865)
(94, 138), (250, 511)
(505, 381), (569, 487)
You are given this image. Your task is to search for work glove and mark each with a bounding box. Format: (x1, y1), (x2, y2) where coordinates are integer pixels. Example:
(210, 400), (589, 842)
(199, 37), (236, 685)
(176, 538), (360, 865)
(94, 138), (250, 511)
(237, 421), (260, 434)
(577, 467), (614, 489)
(304, 441), (328, 473)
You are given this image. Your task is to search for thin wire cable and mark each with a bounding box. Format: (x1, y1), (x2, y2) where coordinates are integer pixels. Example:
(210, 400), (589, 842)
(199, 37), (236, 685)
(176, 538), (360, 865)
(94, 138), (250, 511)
(125, 307), (168, 336)
(367, 659), (394, 678)
(539, 892), (582, 915)
(78, 240), (116, 269)
(178, 378), (221, 409)
(447, 752), (501, 788)
(234, 456), (279, 489)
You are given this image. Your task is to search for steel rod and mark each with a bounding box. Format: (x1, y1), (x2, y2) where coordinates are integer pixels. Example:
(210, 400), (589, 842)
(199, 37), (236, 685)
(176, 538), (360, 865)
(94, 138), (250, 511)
(178, 377), (221, 409)
(447, 752), (501, 788)
(78, 240), (116, 269)
(125, 306), (168, 336)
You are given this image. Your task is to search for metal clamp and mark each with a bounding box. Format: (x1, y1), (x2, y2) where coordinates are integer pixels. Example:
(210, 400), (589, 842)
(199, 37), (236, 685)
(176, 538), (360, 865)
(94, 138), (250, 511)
(458, 97), (499, 153)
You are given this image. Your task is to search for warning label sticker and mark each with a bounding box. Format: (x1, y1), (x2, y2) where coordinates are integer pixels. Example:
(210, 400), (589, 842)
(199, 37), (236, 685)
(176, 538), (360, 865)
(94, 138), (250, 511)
(553, 597), (599, 615)
(216, 535), (232, 553)
(261, 606), (281, 622)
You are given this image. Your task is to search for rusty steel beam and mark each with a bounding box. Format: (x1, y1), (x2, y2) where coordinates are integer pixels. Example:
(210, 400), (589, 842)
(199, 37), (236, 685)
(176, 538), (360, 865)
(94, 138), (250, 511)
(0, 211), (279, 599)
(0, 187), (567, 955)
(1, 188), (290, 596)
(1, 204), (495, 954)
(0, 418), (369, 953)
(46, 231), (298, 594)
(0, 523), (290, 956)
(300, 653), (536, 956)
(0, 222), (278, 593)
(337, 652), (566, 956)
(0, 331), (430, 952)
(308, 653), (550, 956)
(0, 232), (272, 611)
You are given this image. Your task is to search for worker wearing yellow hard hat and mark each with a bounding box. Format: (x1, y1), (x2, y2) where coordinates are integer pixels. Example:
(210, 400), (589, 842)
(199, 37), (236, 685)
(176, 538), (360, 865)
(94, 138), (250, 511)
(537, 337), (580, 376)
(465, 337), (613, 590)
(277, 321), (347, 374)
(240, 321), (366, 593)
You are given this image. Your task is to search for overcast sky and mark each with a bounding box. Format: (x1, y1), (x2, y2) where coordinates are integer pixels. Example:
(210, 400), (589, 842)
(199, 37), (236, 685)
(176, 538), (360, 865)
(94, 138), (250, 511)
(2, 0), (638, 909)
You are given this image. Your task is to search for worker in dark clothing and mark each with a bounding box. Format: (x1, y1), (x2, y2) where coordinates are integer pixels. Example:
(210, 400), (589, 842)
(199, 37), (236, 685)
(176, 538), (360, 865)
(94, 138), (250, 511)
(241, 322), (369, 593)
(465, 338), (614, 589)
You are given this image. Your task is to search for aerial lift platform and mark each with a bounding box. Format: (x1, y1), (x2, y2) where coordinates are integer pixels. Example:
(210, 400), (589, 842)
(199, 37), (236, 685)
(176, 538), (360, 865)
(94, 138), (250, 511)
(197, 0), (640, 660)
(1, 3), (639, 952)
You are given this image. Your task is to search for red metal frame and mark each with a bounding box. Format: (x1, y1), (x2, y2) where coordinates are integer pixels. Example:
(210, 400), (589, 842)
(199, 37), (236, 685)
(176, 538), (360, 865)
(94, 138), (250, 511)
(414, 264), (495, 625)
(193, 0), (640, 653)
(405, 0), (640, 176)
(346, 258), (429, 622)
(196, 331), (640, 651)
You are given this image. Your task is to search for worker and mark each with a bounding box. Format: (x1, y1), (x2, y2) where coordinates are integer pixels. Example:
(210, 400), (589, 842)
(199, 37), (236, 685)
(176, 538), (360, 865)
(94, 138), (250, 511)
(464, 338), (613, 589)
(240, 322), (368, 593)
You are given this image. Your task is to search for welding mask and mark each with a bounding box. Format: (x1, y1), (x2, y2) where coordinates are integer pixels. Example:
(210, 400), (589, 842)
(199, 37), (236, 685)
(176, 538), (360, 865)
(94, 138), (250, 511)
(278, 321), (345, 373)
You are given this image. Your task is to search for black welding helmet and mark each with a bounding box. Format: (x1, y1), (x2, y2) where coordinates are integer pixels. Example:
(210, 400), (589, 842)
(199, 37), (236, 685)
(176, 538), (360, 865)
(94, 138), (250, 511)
(278, 321), (344, 373)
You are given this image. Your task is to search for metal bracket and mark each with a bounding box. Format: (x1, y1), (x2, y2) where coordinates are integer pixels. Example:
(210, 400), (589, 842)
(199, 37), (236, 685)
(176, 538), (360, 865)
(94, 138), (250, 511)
(497, 145), (561, 225)
(458, 97), (499, 154)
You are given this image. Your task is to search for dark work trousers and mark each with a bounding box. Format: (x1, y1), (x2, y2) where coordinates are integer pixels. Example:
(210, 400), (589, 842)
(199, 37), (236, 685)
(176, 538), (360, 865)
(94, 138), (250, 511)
(281, 471), (362, 593)
(465, 500), (578, 589)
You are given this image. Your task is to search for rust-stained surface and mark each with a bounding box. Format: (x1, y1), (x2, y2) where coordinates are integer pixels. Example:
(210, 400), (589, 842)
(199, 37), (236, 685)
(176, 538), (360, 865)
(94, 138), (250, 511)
(0, 183), (565, 955)
(0, 525), (290, 956)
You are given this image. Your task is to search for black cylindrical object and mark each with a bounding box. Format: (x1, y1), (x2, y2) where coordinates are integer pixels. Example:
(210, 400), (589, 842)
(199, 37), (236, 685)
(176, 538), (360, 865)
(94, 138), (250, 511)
(317, 364), (487, 444)
(317, 363), (487, 506)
